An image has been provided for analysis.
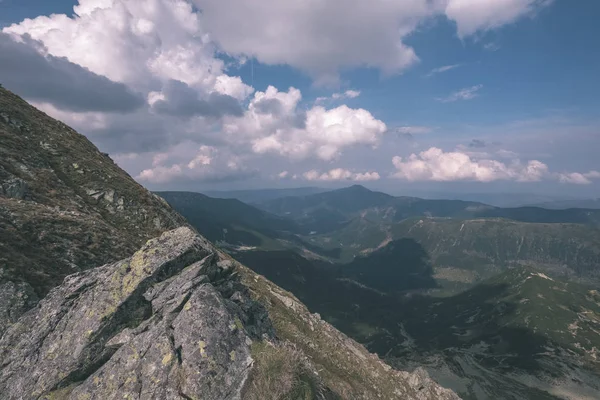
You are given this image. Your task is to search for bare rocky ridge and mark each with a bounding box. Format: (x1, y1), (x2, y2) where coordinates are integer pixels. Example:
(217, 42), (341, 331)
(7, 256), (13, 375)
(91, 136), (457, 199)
(0, 86), (187, 333)
(0, 228), (272, 399)
(0, 87), (459, 399)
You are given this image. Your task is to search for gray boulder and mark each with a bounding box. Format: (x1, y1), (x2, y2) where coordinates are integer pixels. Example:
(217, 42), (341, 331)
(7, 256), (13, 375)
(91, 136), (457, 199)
(0, 227), (273, 400)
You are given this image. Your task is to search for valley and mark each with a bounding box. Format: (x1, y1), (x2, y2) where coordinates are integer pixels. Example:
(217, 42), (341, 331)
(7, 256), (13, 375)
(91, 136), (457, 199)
(160, 185), (600, 399)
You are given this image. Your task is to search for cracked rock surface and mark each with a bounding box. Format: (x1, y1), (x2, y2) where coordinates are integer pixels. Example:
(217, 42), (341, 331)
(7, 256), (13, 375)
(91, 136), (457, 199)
(0, 227), (273, 400)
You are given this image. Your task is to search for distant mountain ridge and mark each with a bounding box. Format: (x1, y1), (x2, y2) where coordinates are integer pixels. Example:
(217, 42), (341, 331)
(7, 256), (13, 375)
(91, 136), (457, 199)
(529, 198), (600, 210)
(203, 186), (330, 204)
(259, 184), (600, 229)
(150, 185), (600, 397)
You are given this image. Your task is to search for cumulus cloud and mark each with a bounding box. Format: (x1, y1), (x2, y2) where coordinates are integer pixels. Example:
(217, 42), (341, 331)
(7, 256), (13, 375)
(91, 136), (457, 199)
(392, 147), (549, 182)
(3, 0), (252, 96)
(2, 0), (252, 156)
(193, 0), (550, 80)
(136, 144), (255, 184)
(303, 168), (381, 182)
(150, 79), (243, 118)
(557, 171), (600, 185)
(0, 33), (144, 112)
(224, 86), (387, 161)
(4, 0), (551, 89)
(2, 0), (558, 186)
(437, 84), (483, 102)
(193, 0), (428, 81)
(445, 0), (553, 38)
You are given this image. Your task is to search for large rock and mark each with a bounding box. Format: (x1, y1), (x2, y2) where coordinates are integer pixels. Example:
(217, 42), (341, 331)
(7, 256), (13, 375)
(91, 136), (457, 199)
(0, 228), (273, 400)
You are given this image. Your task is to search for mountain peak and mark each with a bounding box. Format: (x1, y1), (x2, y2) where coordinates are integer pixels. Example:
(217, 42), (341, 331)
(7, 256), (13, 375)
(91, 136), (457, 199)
(344, 184), (371, 192)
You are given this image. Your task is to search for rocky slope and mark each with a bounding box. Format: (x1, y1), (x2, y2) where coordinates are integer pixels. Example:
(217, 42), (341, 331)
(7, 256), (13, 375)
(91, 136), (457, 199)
(0, 86), (186, 332)
(236, 250), (600, 399)
(0, 87), (458, 399)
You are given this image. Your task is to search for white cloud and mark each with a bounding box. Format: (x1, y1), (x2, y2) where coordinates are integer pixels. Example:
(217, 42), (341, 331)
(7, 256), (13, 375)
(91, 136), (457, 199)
(3, 0), (254, 156)
(585, 171), (600, 179)
(315, 90), (361, 104)
(437, 84), (483, 102)
(4, 0), (552, 91)
(484, 42), (501, 51)
(391, 147), (549, 182)
(557, 171), (600, 185)
(496, 149), (519, 159)
(3, 0), (253, 99)
(137, 164), (184, 184)
(136, 143), (253, 184)
(224, 86), (387, 161)
(193, 0), (430, 81)
(425, 64), (461, 77)
(278, 171), (289, 179)
(303, 168), (381, 182)
(339, 90), (361, 99)
(2, 0), (560, 187)
(445, 0), (552, 38)
(192, 0), (550, 81)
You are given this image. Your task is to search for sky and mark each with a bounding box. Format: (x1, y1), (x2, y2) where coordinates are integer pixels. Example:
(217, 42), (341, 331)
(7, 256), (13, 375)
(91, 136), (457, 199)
(1, 0), (599, 197)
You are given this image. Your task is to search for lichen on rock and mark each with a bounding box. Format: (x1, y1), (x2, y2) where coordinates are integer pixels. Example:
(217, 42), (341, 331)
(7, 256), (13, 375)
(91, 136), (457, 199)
(0, 228), (273, 400)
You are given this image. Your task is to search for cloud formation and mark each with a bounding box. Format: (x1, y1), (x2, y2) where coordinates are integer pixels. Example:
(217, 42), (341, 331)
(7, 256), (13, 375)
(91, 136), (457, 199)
(437, 84), (483, 102)
(1, 0), (562, 187)
(425, 64), (461, 77)
(224, 86), (387, 161)
(150, 79), (243, 118)
(392, 147), (549, 182)
(303, 169), (381, 182)
(557, 171), (600, 185)
(194, 0), (549, 81)
(315, 90), (361, 104)
(0, 33), (144, 112)
(445, 0), (552, 38)
(136, 144), (255, 184)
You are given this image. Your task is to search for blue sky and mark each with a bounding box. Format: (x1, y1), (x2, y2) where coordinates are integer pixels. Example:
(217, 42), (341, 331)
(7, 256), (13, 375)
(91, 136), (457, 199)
(1, 0), (599, 197)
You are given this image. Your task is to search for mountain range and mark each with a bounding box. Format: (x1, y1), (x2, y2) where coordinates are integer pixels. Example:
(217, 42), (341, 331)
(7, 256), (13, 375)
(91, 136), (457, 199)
(0, 87), (457, 399)
(157, 184), (600, 398)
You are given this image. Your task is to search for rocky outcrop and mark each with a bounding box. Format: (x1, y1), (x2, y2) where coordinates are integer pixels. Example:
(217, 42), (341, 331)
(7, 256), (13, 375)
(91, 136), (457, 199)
(0, 228), (274, 400)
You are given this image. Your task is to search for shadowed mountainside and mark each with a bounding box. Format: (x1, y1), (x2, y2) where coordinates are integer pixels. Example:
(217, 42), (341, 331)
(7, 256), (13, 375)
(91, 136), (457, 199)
(0, 86), (187, 331)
